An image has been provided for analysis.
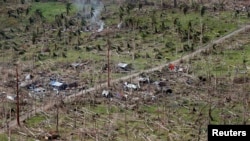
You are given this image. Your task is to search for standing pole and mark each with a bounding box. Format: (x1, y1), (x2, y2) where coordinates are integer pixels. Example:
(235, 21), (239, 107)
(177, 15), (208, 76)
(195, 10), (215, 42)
(125, 94), (128, 141)
(107, 39), (111, 88)
(56, 104), (59, 132)
(16, 65), (20, 127)
(56, 91), (60, 132)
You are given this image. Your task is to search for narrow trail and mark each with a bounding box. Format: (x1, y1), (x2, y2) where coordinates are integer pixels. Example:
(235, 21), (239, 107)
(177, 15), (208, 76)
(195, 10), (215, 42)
(1, 24), (250, 134)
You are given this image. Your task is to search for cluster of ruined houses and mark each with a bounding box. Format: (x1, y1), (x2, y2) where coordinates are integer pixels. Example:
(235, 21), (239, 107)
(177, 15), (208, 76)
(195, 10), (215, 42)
(5, 72), (80, 101)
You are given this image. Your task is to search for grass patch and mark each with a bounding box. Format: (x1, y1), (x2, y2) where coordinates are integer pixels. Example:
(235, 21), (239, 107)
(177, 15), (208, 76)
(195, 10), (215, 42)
(90, 105), (118, 115)
(141, 105), (158, 114)
(30, 2), (77, 22)
(191, 43), (250, 76)
(25, 114), (46, 127)
(0, 134), (8, 141)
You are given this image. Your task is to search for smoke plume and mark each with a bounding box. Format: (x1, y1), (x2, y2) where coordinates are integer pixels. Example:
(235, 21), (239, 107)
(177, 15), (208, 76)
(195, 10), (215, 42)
(74, 0), (105, 32)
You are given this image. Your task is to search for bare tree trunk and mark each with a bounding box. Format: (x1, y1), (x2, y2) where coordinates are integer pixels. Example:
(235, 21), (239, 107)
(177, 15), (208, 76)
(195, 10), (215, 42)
(74, 88), (77, 128)
(107, 39), (111, 88)
(8, 128), (11, 141)
(16, 65), (20, 127)
(200, 18), (203, 47)
(242, 70), (247, 125)
(56, 102), (59, 132)
(125, 98), (128, 141)
(174, 0), (177, 8)
(200, 0), (203, 4)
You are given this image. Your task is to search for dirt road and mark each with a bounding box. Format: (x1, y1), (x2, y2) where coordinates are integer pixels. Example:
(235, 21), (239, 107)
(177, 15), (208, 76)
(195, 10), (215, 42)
(1, 24), (250, 134)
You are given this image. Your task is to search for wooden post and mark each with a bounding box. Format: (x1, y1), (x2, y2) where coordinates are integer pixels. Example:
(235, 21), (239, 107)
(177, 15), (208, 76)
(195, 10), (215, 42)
(125, 96), (128, 141)
(56, 92), (59, 132)
(56, 103), (59, 132)
(107, 39), (111, 88)
(16, 65), (20, 127)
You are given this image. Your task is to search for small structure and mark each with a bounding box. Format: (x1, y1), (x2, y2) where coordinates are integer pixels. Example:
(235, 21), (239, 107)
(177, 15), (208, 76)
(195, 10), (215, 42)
(0, 92), (6, 98)
(101, 90), (113, 98)
(67, 82), (78, 89)
(117, 63), (133, 72)
(6, 95), (16, 101)
(124, 82), (139, 90)
(49, 81), (67, 91)
(153, 81), (166, 87)
(70, 63), (84, 70)
(175, 65), (188, 73)
(115, 93), (127, 100)
(45, 131), (60, 140)
(162, 87), (173, 94)
(138, 76), (150, 84)
(168, 63), (175, 71)
(29, 87), (46, 99)
(26, 83), (36, 90)
(33, 87), (46, 94)
(25, 74), (33, 80)
(20, 81), (29, 88)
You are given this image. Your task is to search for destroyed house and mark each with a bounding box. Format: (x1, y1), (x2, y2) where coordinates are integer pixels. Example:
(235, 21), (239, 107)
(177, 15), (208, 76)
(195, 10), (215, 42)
(117, 63), (133, 71)
(33, 87), (46, 94)
(29, 87), (46, 99)
(70, 63), (84, 70)
(49, 81), (67, 90)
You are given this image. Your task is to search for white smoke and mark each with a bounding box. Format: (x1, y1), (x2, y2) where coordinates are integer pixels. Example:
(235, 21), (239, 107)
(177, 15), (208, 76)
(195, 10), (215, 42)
(117, 21), (123, 29)
(97, 21), (104, 32)
(74, 0), (105, 32)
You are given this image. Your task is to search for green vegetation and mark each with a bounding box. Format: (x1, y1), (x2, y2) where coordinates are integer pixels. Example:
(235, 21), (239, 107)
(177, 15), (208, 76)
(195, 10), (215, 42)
(190, 36), (250, 76)
(30, 2), (77, 22)
(0, 0), (250, 140)
(0, 134), (8, 141)
(25, 114), (46, 127)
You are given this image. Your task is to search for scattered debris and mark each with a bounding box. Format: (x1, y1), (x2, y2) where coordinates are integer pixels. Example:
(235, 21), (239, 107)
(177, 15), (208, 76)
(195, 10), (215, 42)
(45, 131), (60, 140)
(70, 63), (84, 69)
(6, 95), (16, 101)
(25, 74), (33, 80)
(168, 63), (175, 71)
(49, 81), (67, 91)
(138, 76), (150, 84)
(117, 63), (133, 72)
(29, 87), (46, 99)
(123, 82), (140, 90)
(101, 90), (113, 98)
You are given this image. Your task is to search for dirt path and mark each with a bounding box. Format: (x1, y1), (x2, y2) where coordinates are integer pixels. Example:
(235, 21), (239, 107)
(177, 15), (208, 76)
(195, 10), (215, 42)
(1, 25), (250, 134)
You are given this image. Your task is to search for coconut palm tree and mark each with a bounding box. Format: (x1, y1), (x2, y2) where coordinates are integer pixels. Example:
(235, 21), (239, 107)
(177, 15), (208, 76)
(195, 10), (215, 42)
(119, 6), (124, 14)
(200, 5), (206, 17)
(173, 17), (181, 35)
(32, 31), (37, 44)
(218, 0), (225, 11)
(138, 1), (142, 10)
(126, 3), (134, 15)
(25, 6), (30, 15)
(151, 10), (157, 31)
(200, 6), (206, 45)
(90, 7), (95, 18)
(119, 12), (124, 22)
(174, 0), (177, 8)
(35, 9), (44, 21)
(57, 28), (62, 41)
(183, 4), (189, 15)
(65, 2), (72, 16)
(81, 17), (86, 26)
(187, 20), (193, 46)
(55, 14), (62, 27)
